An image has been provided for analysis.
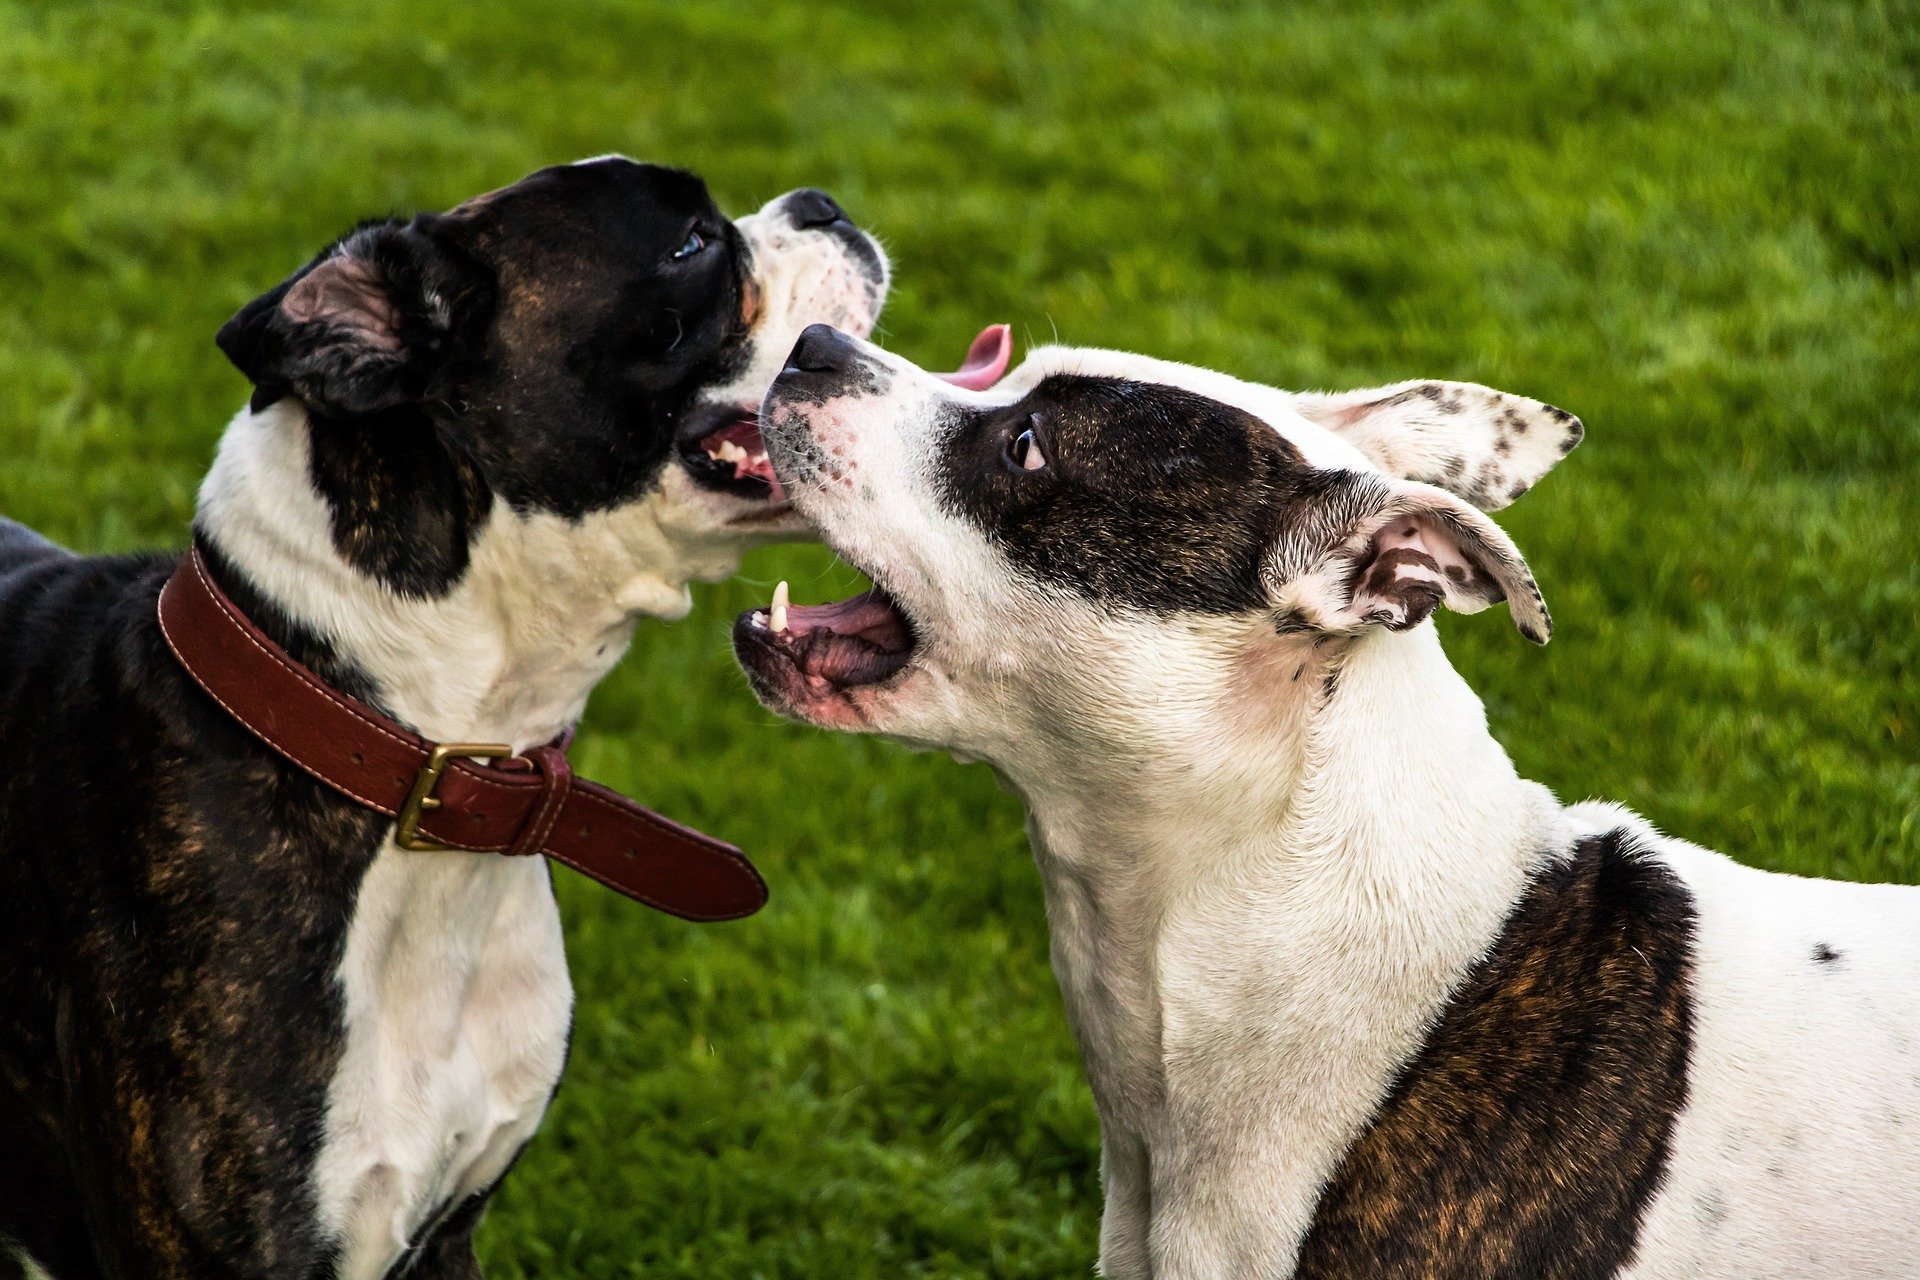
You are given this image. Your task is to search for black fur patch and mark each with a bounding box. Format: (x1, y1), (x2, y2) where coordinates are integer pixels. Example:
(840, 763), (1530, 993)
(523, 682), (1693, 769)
(921, 374), (1553, 641)
(305, 407), (495, 598)
(933, 375), (1370, 615)
(1293, 829), (1696, 1279)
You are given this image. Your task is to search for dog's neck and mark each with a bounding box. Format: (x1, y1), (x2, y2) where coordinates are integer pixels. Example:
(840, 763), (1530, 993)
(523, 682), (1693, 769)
(1004, 620), (1564, 1254)
(194, 401), (739, 749)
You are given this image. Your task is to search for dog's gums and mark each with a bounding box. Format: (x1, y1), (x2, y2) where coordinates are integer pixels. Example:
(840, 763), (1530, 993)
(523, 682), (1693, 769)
(736, 580), (917, 700)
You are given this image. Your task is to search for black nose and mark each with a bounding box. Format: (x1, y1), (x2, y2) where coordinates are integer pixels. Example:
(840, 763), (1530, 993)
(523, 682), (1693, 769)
(783, 188), (850, 230)
(785, 324), (860, 377)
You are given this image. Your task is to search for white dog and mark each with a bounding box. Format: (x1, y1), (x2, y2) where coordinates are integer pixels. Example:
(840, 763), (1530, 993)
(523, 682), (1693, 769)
(733, 325), (1920, 1279)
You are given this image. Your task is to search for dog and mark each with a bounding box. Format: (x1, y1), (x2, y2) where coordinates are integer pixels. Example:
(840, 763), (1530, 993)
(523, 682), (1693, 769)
(0, 157), (892, 1280)
(733, 325), (1920, 1279)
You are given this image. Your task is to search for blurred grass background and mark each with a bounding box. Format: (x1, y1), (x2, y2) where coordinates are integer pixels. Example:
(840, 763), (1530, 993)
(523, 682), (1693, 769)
(0, 0), (1914, 1274)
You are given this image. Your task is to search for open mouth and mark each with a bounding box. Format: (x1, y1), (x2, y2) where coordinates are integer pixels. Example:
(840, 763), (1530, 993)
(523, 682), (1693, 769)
(733, 578), (918, 711)
(729, 323), (1016, 718)
(685, 409), (786, 502)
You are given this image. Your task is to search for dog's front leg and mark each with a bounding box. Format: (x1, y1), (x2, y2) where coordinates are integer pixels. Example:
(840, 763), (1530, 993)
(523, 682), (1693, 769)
(1144, 1148), (1314, 1280)
(1096, 1130), (1153, 1279)
(402, 1194), (488, 1280)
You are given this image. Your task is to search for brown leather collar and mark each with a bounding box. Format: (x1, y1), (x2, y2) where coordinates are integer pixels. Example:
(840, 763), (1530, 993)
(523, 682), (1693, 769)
(157, 544), (767, 922)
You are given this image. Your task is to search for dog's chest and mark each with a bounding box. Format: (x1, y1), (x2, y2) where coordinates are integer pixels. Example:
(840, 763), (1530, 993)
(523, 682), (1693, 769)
(312, 847), (573, 1280)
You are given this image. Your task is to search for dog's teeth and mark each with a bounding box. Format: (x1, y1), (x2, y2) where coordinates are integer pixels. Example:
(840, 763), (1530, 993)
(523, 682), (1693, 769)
(749, 451), (769, 468)
(712, 441), (749, 464)
(770, 580), (790, 634)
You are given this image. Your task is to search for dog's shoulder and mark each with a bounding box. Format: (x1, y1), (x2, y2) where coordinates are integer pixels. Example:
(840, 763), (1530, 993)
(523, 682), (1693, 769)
(1295, 826), (1697, 1279)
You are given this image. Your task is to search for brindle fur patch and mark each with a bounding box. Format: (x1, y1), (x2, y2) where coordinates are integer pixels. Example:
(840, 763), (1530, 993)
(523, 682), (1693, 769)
(1293, 829), (1696, 1280)
(0, 536), (495, 1278)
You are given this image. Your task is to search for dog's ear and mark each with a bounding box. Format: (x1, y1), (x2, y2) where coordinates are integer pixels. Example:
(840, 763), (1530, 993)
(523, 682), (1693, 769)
(217, 218), (487, 418)
(1264, 474), (1550, 644)
(1291, 380), (1581, 512)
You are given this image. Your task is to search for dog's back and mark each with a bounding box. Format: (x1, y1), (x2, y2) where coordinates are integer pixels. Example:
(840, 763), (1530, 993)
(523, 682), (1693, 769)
(1584, 804), (1920, 1278)
(0, 517), (68, 565)
(0, 521), (174, 760)
(0, 516), (101, 1261)
(0, 524), (178, 1275)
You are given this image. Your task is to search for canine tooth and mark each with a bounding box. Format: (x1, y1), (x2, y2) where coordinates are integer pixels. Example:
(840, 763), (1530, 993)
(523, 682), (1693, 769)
(770, 580), (790, 633)
(712, 440), (749, 464)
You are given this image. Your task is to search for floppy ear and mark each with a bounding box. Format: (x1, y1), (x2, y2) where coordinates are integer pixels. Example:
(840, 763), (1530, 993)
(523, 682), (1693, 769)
(1292, 380), (1581, 511)
(1265, 474), (1551, 644)
(217, 218), (484, 418)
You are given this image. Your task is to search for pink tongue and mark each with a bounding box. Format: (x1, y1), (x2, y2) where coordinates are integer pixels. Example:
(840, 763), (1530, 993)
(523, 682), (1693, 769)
(934, 324), (1012, 391)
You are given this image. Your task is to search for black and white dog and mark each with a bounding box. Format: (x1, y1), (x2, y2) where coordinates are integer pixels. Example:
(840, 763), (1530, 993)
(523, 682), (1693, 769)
(735, 327), (1920, 1278)
(0, 158), (888, 1280)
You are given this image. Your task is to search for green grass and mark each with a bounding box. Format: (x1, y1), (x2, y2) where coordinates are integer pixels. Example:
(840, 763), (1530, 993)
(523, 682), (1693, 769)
(1, 0), (1915, 1273)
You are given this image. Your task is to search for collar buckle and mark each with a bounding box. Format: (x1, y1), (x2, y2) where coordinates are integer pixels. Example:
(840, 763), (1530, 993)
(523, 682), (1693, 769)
(395, 742), (513, 851)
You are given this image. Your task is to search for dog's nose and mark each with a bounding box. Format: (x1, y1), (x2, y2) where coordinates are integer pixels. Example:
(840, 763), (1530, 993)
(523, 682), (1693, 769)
(785, 324), (860, 377)
(782, 188), (851, 230)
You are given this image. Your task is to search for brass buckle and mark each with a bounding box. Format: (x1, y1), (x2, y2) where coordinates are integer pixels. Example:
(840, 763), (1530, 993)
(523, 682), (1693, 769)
(394, 742), (513, 851)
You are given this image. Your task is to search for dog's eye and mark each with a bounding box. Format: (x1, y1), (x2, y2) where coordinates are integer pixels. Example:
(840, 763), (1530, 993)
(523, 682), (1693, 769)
(670, 230), (707, 261)
(1005, 416), (1048, 473)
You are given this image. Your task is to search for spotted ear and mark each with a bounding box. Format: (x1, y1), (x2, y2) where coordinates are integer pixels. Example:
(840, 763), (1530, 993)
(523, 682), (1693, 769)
(217, 218), (487, 419)
(1265, 475), (1550, 644)
(1291, 380), (1581, 512)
